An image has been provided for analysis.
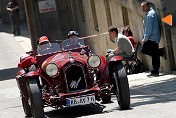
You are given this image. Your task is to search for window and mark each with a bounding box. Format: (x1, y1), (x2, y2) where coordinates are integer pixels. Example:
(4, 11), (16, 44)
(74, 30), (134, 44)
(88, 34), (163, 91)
(104, 0), (112, 27)
(90, 0), (99, 32)
(122, 6), (129, 26)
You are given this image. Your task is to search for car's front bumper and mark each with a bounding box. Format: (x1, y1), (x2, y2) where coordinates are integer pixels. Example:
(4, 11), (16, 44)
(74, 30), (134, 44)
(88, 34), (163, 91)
(43, 87), (101, 108)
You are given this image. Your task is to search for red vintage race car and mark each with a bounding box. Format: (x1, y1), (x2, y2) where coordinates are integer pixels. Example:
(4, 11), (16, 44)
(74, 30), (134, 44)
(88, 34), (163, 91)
(16, 38), (130, 118)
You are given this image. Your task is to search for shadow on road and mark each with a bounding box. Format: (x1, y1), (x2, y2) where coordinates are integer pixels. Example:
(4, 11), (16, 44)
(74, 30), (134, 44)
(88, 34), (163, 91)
(45, 103), (105, 118)
(44, 96), (132, 118)
(0, 67), (20, 81)
(130, 77), (176, 107)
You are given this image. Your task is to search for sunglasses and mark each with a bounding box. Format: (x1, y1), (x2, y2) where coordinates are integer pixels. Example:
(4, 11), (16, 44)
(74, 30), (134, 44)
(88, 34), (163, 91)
(39, 41), (49, 45)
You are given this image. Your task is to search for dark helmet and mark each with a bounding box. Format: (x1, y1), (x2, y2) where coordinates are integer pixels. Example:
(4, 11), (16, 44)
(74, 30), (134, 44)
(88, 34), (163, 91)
(68, 31), (78, 38)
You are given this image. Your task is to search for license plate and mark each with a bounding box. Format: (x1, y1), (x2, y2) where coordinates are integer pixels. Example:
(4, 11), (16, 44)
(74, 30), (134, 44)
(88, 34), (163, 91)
(67, 95), (96, 107)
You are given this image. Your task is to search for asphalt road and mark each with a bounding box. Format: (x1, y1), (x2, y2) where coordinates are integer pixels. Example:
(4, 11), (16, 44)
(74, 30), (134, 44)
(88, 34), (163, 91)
(0, 23), (176, 118)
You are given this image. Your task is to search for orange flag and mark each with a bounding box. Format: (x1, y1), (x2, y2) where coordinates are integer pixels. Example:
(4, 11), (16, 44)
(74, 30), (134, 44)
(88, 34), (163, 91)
(162, 14), (172, 26)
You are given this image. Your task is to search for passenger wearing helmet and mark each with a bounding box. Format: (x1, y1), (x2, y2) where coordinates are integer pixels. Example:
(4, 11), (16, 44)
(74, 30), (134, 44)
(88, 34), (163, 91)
(67, 30), (92, 56)
(68, 30), (79, 39)
(66, 30), (80, 47)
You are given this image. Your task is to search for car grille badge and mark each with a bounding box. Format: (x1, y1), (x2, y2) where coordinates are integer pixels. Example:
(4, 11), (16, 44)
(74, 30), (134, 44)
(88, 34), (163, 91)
(70, 77), (82, 89)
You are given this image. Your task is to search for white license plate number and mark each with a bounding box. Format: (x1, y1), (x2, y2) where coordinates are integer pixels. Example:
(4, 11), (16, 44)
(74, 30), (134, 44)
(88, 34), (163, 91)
(67, 95), (96, 107)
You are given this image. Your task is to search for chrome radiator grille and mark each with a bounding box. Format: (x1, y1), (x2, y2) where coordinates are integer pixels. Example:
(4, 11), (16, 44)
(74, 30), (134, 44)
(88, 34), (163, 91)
(65, 65), (87, 92)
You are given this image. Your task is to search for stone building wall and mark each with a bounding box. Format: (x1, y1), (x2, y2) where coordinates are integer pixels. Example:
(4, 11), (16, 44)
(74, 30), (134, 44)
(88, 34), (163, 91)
(21, 0), (176, 71)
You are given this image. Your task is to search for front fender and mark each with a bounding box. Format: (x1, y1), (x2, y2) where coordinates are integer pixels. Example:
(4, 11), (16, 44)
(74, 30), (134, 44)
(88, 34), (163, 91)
(17, 71), (40, 102)
(25, 71), (40, 78)
(107, 56), (123, 72)
(98, 55), (123, 74)
(98, 55), (106, 71)
(25, 71), (53, 90)
(98, 56), (123, 87)
(16, 74), (28, 101)
(109, 56), (123, 62)
(17, 69), (25, 76)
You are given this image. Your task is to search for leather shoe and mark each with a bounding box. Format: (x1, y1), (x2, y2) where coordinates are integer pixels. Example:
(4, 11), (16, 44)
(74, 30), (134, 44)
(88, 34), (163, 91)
(147, 73), (159, 77)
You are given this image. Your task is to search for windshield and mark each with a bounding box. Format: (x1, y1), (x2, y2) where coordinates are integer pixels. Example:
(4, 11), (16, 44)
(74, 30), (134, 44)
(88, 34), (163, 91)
(37, 43), (60, 55)
(61, 38), (85, 51)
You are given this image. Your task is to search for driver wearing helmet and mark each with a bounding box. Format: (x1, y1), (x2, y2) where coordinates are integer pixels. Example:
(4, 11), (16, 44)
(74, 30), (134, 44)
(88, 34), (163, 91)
(38, 36), (51, 50)
(37, 36), (54, 55)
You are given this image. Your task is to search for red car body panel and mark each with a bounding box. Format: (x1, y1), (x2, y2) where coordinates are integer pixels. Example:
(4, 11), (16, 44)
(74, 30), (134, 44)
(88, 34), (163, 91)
(42, 52), (88, 70)
(25, 71), (39, 77)
(97, 56), (123, 87)
(59, 87), (100, 98)
(17, 69), (25, 75)
(18, 56), (37, 69)
(109, 56), (123, 62)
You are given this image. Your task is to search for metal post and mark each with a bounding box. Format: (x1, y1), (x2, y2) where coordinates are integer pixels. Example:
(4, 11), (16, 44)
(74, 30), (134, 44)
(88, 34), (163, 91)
(23, 0), (37, 50)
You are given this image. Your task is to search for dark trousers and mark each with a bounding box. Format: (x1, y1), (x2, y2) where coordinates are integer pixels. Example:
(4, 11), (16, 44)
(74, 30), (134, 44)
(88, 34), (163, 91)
(10, 13), (20, 35)
(141, 40), (164, 73)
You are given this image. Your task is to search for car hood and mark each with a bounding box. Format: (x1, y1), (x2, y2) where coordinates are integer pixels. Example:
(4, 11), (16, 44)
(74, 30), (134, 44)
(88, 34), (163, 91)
(41, 52), (88, 69)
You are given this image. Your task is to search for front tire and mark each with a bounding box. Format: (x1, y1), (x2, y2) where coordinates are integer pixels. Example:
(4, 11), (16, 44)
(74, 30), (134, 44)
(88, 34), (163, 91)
(113, 66), (130, 110)
(27, 79), (44, 118)
(22, 98), (32, 117)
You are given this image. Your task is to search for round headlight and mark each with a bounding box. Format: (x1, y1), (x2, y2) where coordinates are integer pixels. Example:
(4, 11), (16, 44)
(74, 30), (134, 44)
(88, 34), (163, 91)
(45, 63), (58, 76)
(88, 55), (101, 68)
